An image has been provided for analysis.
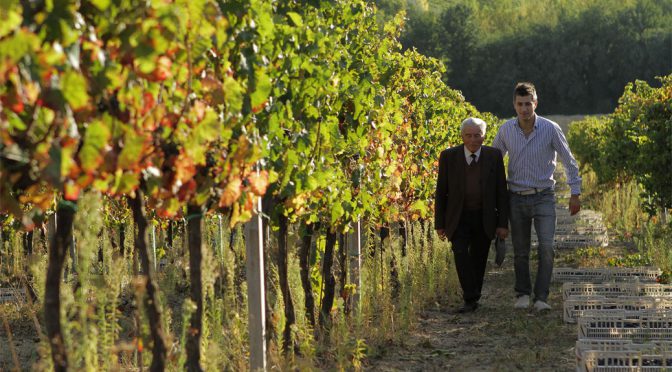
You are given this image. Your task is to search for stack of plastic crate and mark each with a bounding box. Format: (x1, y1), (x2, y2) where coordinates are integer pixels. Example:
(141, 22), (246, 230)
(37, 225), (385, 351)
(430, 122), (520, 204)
(531, 209), (609, 249)
(607, 267), (663, 283)
(576, 311), (672, 370)
(553, 267), (662, 284)
(562, 281), (672, 301)
(576, 338), (672, 371)
(553, 267), (672, 371)
(564, 296), (672, 323)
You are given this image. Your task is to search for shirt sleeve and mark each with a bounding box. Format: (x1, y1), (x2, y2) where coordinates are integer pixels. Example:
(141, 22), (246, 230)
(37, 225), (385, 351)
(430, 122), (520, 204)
(551, 124), (582, 195)
(492, 126), (507, 156)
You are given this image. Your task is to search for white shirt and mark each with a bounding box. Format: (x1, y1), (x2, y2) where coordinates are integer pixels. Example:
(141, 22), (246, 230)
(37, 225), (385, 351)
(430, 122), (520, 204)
(464, 146), (481, 165)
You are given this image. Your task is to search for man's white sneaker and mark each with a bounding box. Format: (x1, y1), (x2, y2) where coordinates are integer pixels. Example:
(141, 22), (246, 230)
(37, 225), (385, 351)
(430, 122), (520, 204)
(514, 295), (530, 309)
(534, 300), (552, 311)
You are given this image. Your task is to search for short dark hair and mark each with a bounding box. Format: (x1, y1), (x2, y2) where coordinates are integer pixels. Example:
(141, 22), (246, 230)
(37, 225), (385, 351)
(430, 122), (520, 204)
(514, 82), (537, 101)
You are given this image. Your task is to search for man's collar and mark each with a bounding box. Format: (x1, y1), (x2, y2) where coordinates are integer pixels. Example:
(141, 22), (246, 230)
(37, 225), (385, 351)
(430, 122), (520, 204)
(464, 146), (482, 157)
(516, 114), (538, 128)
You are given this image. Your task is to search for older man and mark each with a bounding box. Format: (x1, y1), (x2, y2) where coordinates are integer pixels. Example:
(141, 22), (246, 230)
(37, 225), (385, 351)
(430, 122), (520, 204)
(493, 82), (582, 311)
(435, 118), (509, 313)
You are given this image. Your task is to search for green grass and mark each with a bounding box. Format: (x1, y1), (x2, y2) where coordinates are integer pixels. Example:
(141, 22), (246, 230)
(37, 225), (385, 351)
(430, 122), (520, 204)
(0, 192), (461, 370)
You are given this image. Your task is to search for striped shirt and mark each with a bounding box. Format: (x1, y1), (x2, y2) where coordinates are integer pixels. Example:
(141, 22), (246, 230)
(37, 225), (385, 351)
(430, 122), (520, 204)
(492, 115), (581, 195)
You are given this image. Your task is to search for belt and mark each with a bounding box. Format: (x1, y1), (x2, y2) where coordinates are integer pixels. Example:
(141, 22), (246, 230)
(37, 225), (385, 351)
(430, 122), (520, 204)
(512, 188), (548, 196)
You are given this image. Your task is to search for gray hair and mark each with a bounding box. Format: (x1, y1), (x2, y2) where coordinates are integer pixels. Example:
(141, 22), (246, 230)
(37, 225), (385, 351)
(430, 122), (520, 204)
(460, 117), (487, 135)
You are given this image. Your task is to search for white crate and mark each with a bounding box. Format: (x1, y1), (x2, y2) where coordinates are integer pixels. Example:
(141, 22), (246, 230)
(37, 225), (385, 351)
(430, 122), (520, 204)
(576, 339), (672, 356)
(531, 206), (609, 246)
(556, 235), (609, 249)
(553, 223), (607, 232)
(564, 297), (672, 323)
(635, 285), (672, 297)
(578, 314), (672, 341)
(579, 309), (672, 322)
(577, 339), (648, 355)
(563, 283), (634, 300)
(563, 283), (672, 301)
(556, 208), (604, 219)
(579, 349), (672, 371)
(576, 339), (672, 371)
(607, 267), (662, 283)
(553, 267), (662, 283)
(542, 207), (606, 223)
(553, 268), (608, 283)
(531, 234), (609, 249)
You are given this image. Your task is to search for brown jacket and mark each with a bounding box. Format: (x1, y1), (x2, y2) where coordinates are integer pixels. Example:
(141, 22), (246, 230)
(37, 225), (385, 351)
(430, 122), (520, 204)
(434, 145), (509, 240)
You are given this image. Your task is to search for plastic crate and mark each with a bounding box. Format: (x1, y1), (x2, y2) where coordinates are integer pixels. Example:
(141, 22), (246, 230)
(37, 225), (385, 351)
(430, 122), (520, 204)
(563, 283), (634, 300)
(579, 309), (672, 322)
(563, 283), (672, 301)
(564, 297), (672, 323)
(530, 234), (609, 249)
(635, 285), (672, 297)
(533, 208), (605, 221)
(578, 314), (672, 341)
(552, 224), (607, 233)
(528, 207), (610, 248)
(564, 296), (651, 324)
(557, 211), (605, 224)
(553, 267), (662, 284)
(575, 226), (609, 234)
(555, 235), (609, 248)
(579, 349), (672, 371)
(576, 339), (672, 356)
(577, 339), (651, 355)
(553, 268), (607, 283)
(576, 339), (672, 371)
(606, 267), (662, 283)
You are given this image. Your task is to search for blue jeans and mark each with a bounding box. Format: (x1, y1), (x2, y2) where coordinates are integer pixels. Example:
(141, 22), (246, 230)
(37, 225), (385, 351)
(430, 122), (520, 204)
(509, 189), (556, 302)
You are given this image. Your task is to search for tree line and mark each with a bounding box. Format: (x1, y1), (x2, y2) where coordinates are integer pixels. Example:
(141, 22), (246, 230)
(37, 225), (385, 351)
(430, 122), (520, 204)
(568, 75), (672, 218)
(380, 0), (671, 116)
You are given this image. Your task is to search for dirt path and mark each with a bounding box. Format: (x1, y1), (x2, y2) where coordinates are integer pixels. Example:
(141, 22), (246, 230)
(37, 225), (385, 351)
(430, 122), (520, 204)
(365, 252), (579, 371)
(365, 167), (611, 372)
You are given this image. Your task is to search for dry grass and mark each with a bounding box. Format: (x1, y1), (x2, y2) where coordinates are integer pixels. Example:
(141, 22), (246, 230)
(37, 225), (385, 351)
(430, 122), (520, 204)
(364, 253), (578, 371)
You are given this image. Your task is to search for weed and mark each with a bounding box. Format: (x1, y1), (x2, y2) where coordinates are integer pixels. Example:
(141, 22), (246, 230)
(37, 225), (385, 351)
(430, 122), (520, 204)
(581, 169), (671, 272)
(8, 192), (462, 370)
(563, 246), (608, 267)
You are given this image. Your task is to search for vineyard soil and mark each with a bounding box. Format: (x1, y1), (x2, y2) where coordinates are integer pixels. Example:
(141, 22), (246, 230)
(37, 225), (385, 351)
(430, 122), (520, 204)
(364, 252), (579, 371)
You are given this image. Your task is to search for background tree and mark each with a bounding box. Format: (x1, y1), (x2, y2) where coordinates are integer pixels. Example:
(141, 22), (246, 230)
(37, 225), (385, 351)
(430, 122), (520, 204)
(386, 0), (672, 116)
(568, 74), (672, 217)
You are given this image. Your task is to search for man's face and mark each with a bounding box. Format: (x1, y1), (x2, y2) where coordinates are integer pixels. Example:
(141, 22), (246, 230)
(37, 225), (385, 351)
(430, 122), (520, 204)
(461, 125), (484, 153)
(514, 94), (537, 121)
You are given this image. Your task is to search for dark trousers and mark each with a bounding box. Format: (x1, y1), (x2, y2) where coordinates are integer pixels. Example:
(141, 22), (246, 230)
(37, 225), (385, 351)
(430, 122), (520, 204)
(450, 209), (492, 304)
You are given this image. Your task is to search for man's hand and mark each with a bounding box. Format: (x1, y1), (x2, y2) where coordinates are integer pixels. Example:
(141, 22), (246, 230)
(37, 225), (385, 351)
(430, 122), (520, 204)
(437, 229), (447, 240)
(569, 194), (581, 215)
(495, 227), (508, 240)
